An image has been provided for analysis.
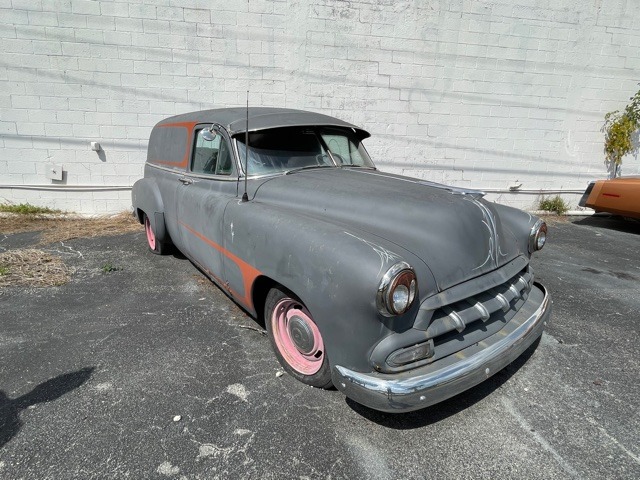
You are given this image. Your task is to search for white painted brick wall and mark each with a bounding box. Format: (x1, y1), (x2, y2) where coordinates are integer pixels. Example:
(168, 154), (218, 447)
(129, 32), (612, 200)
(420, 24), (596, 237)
(1, 0), (640, 214)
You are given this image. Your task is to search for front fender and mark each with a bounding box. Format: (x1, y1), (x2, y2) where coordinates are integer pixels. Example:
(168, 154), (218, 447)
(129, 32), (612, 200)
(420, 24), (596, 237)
(492, 202), (540, 258)
(223, 200), (436, 371)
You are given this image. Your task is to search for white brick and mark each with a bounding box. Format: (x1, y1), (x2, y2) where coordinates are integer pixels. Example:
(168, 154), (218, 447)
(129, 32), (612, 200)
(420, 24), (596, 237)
(68, 97), (96, 111)
(56, 13), (86, 28)
(87, 14), (114, 30)
(27, 11), (58, 26)
(99, 1), (128, 17)
(33, 39), (63, 54)
(184, 8), (210, 23)
(11, 95), (40, 108)
(115, 17), (142, 31)
(0, 121), (17, 134)
(71, 0), (100, 15)
(1, 8), (29, 24)
(157, 6), (183, 21)
(42, 0), (71, 13)
(129, 4), (156, 19)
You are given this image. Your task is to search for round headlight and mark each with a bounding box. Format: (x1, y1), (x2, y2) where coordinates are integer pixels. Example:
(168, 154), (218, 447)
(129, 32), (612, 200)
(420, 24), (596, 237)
(377, 262), (418, 316)
(392, 284), (409, 312)
(529, 220), (547, 253)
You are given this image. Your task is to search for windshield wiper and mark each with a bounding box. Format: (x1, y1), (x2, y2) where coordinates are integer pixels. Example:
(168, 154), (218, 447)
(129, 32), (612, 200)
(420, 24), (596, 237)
(284, 164), (335, 175)
(340, 165), (376, 170)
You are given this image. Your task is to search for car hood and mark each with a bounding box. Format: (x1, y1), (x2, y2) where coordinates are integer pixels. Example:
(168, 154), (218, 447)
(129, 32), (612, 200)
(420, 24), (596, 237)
(252, 168), (523, 291)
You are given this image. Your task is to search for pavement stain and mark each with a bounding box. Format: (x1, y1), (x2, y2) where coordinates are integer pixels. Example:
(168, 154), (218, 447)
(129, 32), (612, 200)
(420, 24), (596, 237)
(225, 383), (249, 402)
(581, 266), (638, 280)
(156, 461), (180, 476)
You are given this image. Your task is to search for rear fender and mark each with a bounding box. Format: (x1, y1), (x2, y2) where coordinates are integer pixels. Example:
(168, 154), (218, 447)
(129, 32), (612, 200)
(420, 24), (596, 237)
(131, 178), (168, 242)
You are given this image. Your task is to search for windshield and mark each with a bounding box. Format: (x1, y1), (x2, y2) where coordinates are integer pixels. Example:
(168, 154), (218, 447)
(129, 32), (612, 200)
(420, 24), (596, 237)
(235, 126), (374, 176)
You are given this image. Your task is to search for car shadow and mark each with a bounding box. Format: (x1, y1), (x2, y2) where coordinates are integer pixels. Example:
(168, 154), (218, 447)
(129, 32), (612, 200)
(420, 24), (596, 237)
(170, 249), (187, 260)
(573, 215), (640, 235)
(0, 367), (95, 449)
(345, 338), (540, 429)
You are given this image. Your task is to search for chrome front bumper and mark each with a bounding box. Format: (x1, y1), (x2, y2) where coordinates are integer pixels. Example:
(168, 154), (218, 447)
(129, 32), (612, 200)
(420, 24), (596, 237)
(333, 283), (551, 413)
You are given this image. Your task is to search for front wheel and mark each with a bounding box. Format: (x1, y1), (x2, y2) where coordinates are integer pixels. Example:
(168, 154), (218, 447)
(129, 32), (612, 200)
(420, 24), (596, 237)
(265, 287), (333, 389)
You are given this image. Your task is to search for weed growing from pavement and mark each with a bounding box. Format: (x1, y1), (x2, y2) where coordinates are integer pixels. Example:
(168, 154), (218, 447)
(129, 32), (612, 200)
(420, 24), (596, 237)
(0, 265), (9, 276)
(101, 262), (121, 273)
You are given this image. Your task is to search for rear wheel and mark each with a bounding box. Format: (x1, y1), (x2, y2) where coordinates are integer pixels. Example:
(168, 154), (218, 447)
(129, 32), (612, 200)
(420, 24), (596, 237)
(265, 287), (333, 388)
(144, 213), (170, 255)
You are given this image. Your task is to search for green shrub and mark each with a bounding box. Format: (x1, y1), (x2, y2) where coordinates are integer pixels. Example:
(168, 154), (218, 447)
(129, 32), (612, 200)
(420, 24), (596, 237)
(604, 84), (640, 168)
(0, 203), (61, 215)
(539, 195), (569, 215)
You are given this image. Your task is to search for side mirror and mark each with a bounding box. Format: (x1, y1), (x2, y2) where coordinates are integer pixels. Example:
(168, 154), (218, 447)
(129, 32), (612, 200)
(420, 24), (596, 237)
(201, 126), (217, 142)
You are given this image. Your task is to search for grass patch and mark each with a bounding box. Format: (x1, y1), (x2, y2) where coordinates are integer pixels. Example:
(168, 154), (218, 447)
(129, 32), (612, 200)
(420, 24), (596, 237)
(0, 203), (62, 215)
(538, 195), (569, 215)
(0, 265), (9, 276)
(0, 211), (142, 242)
(0, 249), (72, 288)
(43, 212), (141, 245)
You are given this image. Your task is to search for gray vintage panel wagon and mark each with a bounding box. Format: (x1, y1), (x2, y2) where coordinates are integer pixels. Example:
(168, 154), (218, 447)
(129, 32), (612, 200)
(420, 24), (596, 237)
(132, 108), (551, 413)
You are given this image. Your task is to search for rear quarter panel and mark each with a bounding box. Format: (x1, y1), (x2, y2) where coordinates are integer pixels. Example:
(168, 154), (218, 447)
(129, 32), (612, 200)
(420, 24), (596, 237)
(586, 177), (640, 218)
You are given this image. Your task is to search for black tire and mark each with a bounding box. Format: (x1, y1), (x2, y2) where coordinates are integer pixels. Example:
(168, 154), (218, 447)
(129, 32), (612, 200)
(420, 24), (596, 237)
(265, 287), (333, 389)
(143, 213), (171, 255)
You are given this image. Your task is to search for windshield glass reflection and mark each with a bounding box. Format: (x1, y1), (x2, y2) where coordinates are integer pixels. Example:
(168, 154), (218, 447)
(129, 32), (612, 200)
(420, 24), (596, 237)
(235, 126), (375, 176)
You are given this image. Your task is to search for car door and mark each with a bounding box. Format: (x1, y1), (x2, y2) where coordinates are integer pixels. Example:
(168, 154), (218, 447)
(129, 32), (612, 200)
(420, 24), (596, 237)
(177, 124), (239, 285)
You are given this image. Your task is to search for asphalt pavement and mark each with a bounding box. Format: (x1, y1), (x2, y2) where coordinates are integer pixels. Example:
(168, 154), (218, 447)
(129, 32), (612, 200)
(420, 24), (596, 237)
(0, 215), (638, 479)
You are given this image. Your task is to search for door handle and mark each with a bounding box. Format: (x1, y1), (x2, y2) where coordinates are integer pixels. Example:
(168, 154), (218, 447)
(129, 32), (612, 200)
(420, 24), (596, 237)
(178, 177), (193, 185)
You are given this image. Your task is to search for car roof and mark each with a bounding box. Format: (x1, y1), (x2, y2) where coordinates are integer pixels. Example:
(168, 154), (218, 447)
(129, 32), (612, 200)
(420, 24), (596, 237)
(156, 107), (371, 139)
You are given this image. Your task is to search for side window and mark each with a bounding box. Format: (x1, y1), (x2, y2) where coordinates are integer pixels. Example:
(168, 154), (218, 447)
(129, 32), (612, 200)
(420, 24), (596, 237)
(322, 134), (365, 166)
(191, 128), (233, 176)
(215, 137), (233, 175)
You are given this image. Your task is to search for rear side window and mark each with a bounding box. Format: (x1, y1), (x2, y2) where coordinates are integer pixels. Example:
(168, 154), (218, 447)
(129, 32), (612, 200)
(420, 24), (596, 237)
(191, 129), (233, 176)
(148, 126), (189, 166)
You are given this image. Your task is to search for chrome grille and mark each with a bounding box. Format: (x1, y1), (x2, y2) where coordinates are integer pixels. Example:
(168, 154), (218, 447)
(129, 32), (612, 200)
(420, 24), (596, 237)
(426, 268), (533, 340)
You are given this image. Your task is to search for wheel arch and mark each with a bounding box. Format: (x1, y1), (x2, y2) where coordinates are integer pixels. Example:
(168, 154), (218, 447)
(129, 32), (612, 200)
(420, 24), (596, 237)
(131, 177), (169, 243)
(251, 275), (279, 327)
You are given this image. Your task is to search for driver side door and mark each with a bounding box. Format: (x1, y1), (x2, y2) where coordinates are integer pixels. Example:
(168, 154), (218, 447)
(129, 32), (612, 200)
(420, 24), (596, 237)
(177, 125), (239, 285)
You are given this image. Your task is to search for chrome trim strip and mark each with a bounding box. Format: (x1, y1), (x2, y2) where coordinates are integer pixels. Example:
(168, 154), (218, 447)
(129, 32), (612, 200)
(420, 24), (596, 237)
(146, 162), (240, 182)
(147, 163), (184, 175)
(376, 261), (414, 317)
(183, 172), (239, 182)
(529, 219), (545, 253)
(333, 283), (550, 413)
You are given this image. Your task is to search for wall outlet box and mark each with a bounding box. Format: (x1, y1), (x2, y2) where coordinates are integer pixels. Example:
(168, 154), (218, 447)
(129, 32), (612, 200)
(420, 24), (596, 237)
(45, 164), (63, 181)
(90, 141), (101, 151)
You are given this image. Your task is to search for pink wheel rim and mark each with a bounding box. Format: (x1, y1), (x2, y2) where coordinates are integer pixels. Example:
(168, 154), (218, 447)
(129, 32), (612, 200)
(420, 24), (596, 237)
(271, 299), (324, 375)
(144, 216), (156, 250)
